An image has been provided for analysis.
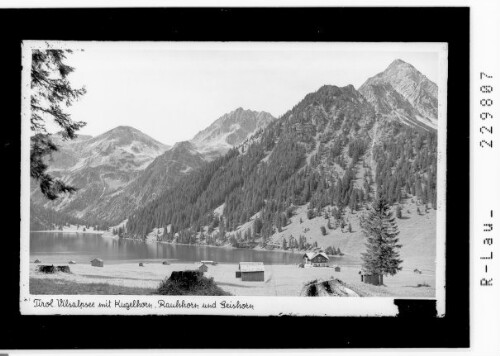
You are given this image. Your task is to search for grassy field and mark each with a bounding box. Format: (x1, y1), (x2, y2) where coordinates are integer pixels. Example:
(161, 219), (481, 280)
(29, 261), (435, 297)
(30, 278), (156, 295)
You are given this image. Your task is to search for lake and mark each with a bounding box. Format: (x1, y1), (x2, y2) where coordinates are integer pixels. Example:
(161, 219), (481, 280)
(30, 232), (361, 266)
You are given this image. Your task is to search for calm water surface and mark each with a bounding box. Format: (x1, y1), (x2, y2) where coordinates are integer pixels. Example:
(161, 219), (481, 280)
(30, 232), (360, 266)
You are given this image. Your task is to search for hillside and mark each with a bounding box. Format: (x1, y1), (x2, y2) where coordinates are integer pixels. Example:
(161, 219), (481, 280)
(263, 200), (436, 272)
(125, 59), (438, 269)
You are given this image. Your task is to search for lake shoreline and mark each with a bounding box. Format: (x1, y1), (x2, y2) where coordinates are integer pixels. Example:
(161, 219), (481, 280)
(121, 236), (353, 259)
(31, 230), (107, 234)
(31, 230), (354, 260)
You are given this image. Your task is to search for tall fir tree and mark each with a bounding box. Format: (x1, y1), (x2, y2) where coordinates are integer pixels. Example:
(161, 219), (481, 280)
(361, 197), (403, 278)
(30, 48), (86, 200)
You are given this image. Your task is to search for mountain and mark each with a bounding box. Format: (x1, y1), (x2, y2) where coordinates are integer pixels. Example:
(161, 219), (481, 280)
(31, 110), (276, 228)
(32, 58), (439, 265)
(88, 141), (207, 225)
(125, 60), (438, 266)
(89, 110), (276, 225)
(359, 59), (438, 130)
(191, 108), (276, 158)
(30, 126), (170, 227)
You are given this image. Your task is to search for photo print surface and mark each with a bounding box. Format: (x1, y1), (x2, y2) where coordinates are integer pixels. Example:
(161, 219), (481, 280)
(20, 41), (448, 316)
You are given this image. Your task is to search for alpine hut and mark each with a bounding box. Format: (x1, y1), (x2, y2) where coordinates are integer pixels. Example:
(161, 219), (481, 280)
(201, 260), (217, 266)
(90, 258), (104, 267)
(238, 262), (265, 282)
(303, 252), (330, 267)
(361, 273), (383, 286)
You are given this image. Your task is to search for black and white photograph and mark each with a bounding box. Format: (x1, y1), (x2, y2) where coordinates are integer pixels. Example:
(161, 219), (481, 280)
(20, 41), (447, 316)
(0, 2), (484, 352)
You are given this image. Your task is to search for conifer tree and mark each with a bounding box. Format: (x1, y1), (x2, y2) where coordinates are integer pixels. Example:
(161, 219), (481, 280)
(253, 217), (263, 235)
(307, 207), (315, 220)
(282, 237), (288, 250)
(30, 48), (86, 200)
(396, 205), (403, 219)
(361, 197), (403, 278)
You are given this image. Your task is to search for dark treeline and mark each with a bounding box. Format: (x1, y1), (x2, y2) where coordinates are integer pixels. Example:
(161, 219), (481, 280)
(126, 148), (241, 237)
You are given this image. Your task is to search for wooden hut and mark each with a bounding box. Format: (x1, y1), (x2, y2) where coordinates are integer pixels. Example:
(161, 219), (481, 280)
(238, 262), (265, 282)
(334, 266), (341, 272)
(303, 252), (330, 267)
(362, 273), (383, 286)
(90, 258), (103, 267)
(201, 260), (217, 266)
(198, 263), (208, 273)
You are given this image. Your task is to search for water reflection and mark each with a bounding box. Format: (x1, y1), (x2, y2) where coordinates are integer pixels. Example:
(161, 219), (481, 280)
(30, 232), (359, 266)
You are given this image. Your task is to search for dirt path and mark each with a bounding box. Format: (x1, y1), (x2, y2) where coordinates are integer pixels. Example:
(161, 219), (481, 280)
(302, 278), (360, 297)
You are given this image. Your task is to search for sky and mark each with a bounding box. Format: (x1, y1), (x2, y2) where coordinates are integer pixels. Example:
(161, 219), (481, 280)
(34, 42), (444, 146)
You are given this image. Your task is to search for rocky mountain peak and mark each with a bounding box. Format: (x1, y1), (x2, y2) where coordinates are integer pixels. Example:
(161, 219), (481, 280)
(359, 59), (438, 129)
(387, 58), (410, 69)
(191, 108), (276, 155)
(172, 140), (197, 153)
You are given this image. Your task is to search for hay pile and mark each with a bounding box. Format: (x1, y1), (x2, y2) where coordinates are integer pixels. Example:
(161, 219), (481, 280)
(157, 270), (230, 296)
(38, 265), (71, 274)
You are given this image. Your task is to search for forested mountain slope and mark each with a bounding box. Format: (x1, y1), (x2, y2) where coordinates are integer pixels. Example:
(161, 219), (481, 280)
(126, 60), (438, 254)
(87, 141), (207, 225)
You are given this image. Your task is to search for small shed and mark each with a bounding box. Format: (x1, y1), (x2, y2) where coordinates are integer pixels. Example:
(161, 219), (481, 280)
(334, 266), (341, 272)
(201, 260), (217, 266)
(239, 262), (265, 282)
(90, 258), (103, 267)
(198, 263), (208, 273)
(362, 273), (383, 286)
(303, 252), (330, 267)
